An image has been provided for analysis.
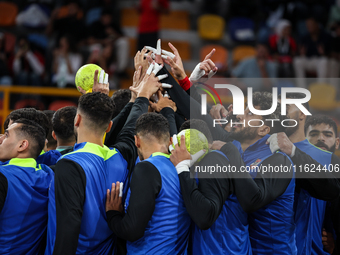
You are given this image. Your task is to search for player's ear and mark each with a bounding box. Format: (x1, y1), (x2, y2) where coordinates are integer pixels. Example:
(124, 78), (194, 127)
(258, 125), (270, 137)
(74, 113), (81, 127)
(18, 139), (29, 153)
(169, 136), (173, 147)
(299, 111), (306, 122)
(52, 131), (57, 141)
(134, 135), (140, 148)
(105, 121), (113, 134)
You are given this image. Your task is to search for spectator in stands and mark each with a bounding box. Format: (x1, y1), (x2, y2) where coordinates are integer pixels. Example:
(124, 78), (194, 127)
(52, 35), (82, 88)
(43, 110), (57, 151)
(293, 17), (338, 88)
(46, 0), (85, 43)
(87, 10), (129, 88)
(0, 32), (13, 86)
(328, 0), (340, 31)
(269, 19), (296, 77)
(231, 43), (277, 91)
(330, 22), (340, 88)
(12, 36), (44, 86)
(137, 0), (169, 51)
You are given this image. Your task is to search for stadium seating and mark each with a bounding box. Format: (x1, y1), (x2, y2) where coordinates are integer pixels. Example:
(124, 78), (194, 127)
(198, 14), (225, 40)
(200, 45), (228, 69)
(229, 17), (255, 42)
(161, 11), (190, 30)
(308, 83), (339, 111)
(48, 100), (77, 111)
(0, 2), (18, 27)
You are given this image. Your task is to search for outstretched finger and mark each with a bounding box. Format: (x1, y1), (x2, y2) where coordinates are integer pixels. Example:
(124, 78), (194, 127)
(93, 69), (99, 86)
(180, 134), (186, 149)
(99, 69), (105, 84)
(152, 63), (163, 75)
(104, 72), (109, 84)
(161, 49), (175, 59)
(110, 183), (115, 203)
(168, 42), (179, 58)
(204, 48), (216, 60)
(146, 62), (155, 75)
(157, 74), (168, 81)
(161, 83), (172, 89)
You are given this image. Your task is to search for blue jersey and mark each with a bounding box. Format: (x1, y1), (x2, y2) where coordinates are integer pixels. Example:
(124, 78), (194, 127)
(294, 139), (333, 255)
(36, 150), (62, 166)
(125, 153), (191, 255)
(233, 135), (296, 255)
(0, 158), (53, 255)
(45, 142), (129, 255)
(191, 150), (252, 255)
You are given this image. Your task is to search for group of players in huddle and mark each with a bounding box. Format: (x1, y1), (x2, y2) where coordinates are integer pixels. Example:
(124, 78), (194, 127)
(0, 39), (339, 255)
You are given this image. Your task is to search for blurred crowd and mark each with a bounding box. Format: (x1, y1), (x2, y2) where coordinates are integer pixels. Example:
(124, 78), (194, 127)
(0, 0), (129, 89)
(1, 0), (340, 92)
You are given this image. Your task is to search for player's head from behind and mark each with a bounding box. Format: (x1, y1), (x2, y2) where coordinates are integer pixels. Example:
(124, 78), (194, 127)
(179, 119), (213, 145)
(305, 115), (339, 153)
(52, 106), (77, 146)
(111, 89), (131, 118)
(135, 112), (170, 161)
(0, 119), (46, 162)
(230, 92), (284, 144)
(75, 92), (114, 138)
(282, 92), (310, 137)
(43, 110), (57, 151)
(4, 108), (50, 139)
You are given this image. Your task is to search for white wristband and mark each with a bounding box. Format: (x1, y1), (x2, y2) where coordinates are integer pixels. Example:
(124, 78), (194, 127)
(175, 160), (190, 175)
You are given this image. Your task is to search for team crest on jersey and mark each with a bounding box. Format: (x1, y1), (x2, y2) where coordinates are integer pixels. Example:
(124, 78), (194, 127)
(250, 159), (262, 169)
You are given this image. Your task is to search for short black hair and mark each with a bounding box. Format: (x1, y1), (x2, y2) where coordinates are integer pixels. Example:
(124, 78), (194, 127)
(78, 92), (114, 133)
(111, 89), (131, 118)
(305, 115), (338, 136)
(12, 118), (46, 159)
(43, 110), (57, 149)
(4, 108), (50, 138)
(252, 92), (286, 134)
(52, 106), (77, 142)
(180, 119), (213, 144)
(284, 92), (310, 111)
(135, 113), (170, 142)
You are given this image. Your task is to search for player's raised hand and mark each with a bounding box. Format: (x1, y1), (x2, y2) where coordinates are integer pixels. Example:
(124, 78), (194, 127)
(130, 66), (143, 102)
(131, 62), (172, 99)
(149, 90), (177, 112)
(170, 134), (206, 174)
(134, 48), (150, 79)
(190, 48), (218, 83)
(163, 42), (186, 80)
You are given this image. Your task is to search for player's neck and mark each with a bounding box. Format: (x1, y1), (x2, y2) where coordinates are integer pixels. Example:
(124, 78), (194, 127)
(241, 137), (259, 152)
(77, 131), (104, 147)
(57, 139), (76, 148)
(288, 125), (306, 143)
(142, 143), (169, 160)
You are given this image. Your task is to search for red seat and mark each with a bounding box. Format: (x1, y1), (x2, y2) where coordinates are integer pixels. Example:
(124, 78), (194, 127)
(14, 99), (45, 110)
(48, 100), (77, 111)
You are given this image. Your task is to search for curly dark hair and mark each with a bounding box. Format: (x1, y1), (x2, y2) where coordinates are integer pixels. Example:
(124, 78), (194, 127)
(135, 112), (170, 143)
(305, 115), (338, 137)
(52, 106), (77, 142)
(4, 108), (50, 138)
(111, 89), (131, 118)
(78, 92), (114, 133)
(251, 92), (286, 134)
